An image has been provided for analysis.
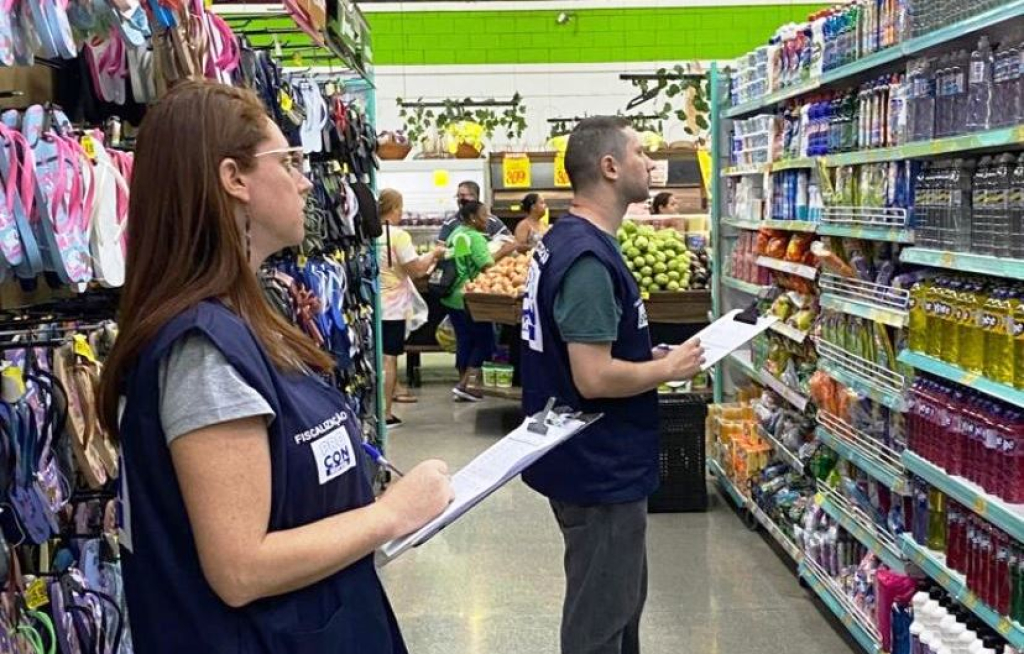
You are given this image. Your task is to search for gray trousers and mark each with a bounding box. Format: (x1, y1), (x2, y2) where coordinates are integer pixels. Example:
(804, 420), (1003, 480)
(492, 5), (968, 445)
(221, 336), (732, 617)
(550, 499), (649, 654)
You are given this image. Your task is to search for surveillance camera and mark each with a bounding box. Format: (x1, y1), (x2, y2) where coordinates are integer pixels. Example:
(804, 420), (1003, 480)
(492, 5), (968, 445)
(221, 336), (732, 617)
(556, 12), (570, 25)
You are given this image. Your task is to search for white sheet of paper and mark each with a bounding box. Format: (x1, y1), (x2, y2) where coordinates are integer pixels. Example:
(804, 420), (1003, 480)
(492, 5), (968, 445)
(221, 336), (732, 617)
(381, 413), (599, 560)
(690, 309), (778, 370)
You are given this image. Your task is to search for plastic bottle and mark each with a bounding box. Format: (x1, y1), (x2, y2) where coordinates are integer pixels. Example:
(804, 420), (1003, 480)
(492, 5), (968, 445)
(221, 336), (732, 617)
(935, 54), (953, 137)
(910, 279), (932, 351)
(950, 158), (976, 253)
(918, 58), (937, 141)
(940, 279), (961, 360)
(961, 282), (985, 373)
(926, 277), (947, 357)
(967, 36), (995, 132)
(928, 487), (949, 551)
(993, 286), (1016, 385)
(972, 156), (993, 255)
(1010, 156), (1024, 259)
(993, 40), (1022, 128)
(991, 154), (1014, 259)
(951, 49), (972, 135)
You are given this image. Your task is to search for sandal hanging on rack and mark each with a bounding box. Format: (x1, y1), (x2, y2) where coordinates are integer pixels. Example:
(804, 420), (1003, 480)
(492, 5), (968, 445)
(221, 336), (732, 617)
(53, 344), (106, 490)
(0, 117), (43, 278)
(88, 134), (127, 288)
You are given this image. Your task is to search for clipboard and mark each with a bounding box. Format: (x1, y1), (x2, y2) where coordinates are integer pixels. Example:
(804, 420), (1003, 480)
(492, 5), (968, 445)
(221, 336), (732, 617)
(688, 304), (778, 370)
(380, 406), (601, 560)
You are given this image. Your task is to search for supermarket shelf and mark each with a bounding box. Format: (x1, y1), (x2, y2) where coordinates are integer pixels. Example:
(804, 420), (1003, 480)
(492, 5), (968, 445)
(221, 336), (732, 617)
(722, 164), (769, 177)
(818, 358), (908, 412)
(466, 385), (522, 401)
(756, 256), (818, 280)
(720, 218), (817, 233)
(769, 321), (809, 344)
(902, 450), (1024, 544)
(727, 351), (811, 412)
(771, 158), (816, 171)
(721, 217), (763, 231)
(820, 293), (909, 329)
(724, 79), (819, 119)
(722, 275), (770, 295)
(756, 425), (804, 473)
(901, 535), (1024, 646)
(900, 248), (1024, 281)
(723, 0), (1024, 120)
(817, 223), (915, 244)
(814, 424), (909, 495)
(762, 219), (818, 233)
(799, 559), (884, 654)
(817, 488), (907, 573)
(749, 501), (804, 562)
(897, 350), (1024, 408)
(707, 456), (749, 508)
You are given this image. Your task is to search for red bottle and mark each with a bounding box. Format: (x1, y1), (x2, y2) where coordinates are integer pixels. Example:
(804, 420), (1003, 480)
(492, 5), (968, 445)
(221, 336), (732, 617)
(995, 528), (1012, 615)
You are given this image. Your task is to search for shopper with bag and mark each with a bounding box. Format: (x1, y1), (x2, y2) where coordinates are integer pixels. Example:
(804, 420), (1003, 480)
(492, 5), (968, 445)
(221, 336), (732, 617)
(99, 81), (453, 654)
(378, 188), (445, 429)
(438, 200), (517, 401)
(520, 116), (705, 654)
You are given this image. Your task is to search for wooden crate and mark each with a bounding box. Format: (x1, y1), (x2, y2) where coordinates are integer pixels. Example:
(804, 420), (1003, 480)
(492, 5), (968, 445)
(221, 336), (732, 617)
(464, 293), (522, 325)
(645, 291), (711, 324)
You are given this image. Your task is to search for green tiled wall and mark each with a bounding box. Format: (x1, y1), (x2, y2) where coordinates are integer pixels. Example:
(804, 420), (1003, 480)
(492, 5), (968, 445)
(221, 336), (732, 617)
(367, 5), (822, 65)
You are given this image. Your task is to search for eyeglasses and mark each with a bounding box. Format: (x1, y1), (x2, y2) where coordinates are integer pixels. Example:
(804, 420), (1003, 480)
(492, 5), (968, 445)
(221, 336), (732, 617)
(254, 146), (305, 175)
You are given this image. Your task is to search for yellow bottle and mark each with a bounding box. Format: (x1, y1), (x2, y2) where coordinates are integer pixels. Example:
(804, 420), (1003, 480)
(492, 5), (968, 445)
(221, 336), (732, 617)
(961, 282), (986, 374)
(908, 280), (931, 353)
(940, 279), (961, 364)
(1013, 292), (1024, 389)
(993, 289), (1019, 385)
(925, 277), (947, 359)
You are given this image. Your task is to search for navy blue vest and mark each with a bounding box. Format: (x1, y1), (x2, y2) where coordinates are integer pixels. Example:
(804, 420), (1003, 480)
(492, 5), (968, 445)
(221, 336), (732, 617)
(520, 214), (660, 505)
(118, 301), (406, 653)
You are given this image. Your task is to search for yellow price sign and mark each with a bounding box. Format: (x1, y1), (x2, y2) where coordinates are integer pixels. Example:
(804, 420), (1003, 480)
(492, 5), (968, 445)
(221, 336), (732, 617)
(997, 617), (1012, 636)
(80, 134), (97, 160)
(973, 496), (988, 517)
(432, 169), (450, 188)
(554, 152), (571, 188)
(502, 153), (531, 189)
(962, 592), (978, 610)
(24, 578), (48, 610)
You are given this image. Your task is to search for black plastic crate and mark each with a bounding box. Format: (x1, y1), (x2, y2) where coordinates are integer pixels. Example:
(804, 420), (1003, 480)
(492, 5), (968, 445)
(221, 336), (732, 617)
(648, 392), (711, 513)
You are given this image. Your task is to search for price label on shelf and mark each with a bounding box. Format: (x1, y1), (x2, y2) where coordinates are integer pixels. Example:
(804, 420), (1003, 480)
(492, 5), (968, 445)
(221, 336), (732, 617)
(554, 152), (570, 188)
(962, 592), (978, 610)
(997, 617), (1012, 636)
(961, 371), (981, 385)
(973, 496), (988, 517)
(841, 613), (854, 628)
(911, 549), (925, 566)
(502, 153), (531, 188)
(936, 569), (951, 587)
(940, 252), (956, 268)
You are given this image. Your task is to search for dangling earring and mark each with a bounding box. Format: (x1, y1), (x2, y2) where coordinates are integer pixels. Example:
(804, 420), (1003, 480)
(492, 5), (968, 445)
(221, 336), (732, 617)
(244, 210), (252, 265)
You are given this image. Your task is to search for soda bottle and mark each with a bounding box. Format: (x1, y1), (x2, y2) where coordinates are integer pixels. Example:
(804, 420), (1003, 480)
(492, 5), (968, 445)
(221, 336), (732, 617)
(992, 287), (1018, 386)
(940, 278), (961, 362)
(926, 487), (948, 551)
(925, 276), (947, 358)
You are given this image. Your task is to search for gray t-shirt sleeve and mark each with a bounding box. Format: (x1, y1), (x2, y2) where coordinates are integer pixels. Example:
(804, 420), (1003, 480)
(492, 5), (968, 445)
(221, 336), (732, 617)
(158, 333), (276, 444)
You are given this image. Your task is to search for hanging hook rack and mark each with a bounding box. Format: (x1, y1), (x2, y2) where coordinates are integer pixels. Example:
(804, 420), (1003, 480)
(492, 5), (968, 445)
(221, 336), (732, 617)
(398, 98), (518, 109)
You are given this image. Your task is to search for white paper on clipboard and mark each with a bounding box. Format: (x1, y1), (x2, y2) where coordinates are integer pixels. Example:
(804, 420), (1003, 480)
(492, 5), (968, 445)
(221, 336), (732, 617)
(690, 309), (778, 370)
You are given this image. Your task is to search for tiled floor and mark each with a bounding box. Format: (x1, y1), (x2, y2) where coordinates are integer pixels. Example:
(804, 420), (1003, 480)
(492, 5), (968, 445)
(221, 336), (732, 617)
(380, 367), (860, 654)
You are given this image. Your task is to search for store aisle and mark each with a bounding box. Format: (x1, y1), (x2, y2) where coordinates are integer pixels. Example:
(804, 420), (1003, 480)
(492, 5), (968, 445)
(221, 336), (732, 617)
(380, 384), (861, 654)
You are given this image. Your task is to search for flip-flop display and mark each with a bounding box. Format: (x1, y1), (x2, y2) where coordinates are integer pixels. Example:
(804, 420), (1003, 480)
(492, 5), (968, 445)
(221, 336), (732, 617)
(0, 107), (133, 287)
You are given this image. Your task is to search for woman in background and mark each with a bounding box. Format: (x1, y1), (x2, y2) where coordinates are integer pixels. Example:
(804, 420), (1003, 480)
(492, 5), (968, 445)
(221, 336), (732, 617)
(442, 200), (516, 401)
(378, 188), (445, 429)
(651, 191), (679, 215)
(514, 192), (548, 250)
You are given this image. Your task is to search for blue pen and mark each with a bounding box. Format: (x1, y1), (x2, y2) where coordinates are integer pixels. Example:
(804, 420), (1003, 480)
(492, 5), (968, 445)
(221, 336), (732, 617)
(361, 441), (404, 478)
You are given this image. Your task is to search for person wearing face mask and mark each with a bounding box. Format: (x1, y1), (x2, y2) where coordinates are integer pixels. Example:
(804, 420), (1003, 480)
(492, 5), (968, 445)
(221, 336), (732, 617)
(99, 81), (454, 654)
(520, 116), (705, 654)
(436, 180), (511, 243)
(442, 200), (518, 401)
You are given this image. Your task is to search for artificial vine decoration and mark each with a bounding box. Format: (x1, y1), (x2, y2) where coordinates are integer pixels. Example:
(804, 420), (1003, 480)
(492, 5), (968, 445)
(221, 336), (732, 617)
(628, 65), (711, 139)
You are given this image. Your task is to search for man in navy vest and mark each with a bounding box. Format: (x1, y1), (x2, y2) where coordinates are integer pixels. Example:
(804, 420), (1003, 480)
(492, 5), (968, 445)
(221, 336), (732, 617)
(520, 116), (705, 654)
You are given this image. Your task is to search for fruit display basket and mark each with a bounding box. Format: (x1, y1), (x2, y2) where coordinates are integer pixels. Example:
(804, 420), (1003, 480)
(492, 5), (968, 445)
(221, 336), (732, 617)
(645, 290), (712, 324)
(464, 293), (522, 325)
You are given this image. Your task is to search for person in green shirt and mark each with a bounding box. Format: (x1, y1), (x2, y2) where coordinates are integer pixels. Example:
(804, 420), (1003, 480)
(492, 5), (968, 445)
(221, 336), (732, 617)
(442, 200), (517, 401)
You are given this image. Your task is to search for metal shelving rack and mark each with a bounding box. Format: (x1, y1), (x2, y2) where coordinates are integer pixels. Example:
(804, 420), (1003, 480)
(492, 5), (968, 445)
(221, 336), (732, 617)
(709, 3), (1024, 649)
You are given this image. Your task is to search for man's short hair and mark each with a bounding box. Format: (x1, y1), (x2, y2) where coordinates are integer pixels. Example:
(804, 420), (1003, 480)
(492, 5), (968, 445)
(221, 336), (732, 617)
(564, 116), (632, 192)
(457, 180), (481, 198)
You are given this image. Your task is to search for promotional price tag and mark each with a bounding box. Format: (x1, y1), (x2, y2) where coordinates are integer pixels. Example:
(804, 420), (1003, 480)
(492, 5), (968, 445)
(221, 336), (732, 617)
(502, 153), (531, 189)
(973, 496), (988, 517)
(962, 592), (978, 610)
(961, 371), (981, 385)
(940, 251), (956, 268)
(80, 135), (97, 160)
(432, 169), (450, 188)
(25, 579), (48, 610)
(997, 617), (1012, 636)
(72, 334), (98, 364)
(554, 152), (570, 188)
